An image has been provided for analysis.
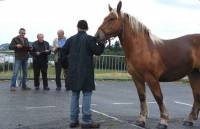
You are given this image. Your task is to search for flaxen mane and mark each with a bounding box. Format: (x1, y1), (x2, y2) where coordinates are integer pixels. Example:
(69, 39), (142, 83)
(123, 11), (163, 44)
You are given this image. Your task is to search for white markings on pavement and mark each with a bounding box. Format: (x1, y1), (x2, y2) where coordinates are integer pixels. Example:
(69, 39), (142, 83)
(112, 102), (134, 105)
(79, 104), (97, 107)
(91, 109), (145, 129)
(91, 109), (122, 122)
(148, 101), (156, 104)
(112, 101), (156, 105)
(25, 106), (56, 110)
(174, 101), (192, 107)
(90, 104), (97, 106)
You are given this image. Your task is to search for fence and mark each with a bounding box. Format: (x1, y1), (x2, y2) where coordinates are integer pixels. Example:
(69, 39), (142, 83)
(94, 55), (126, 72)
(0, 51), (127, 79)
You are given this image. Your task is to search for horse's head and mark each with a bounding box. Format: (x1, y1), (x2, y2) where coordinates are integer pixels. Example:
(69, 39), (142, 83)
(95, 1), (123, 43)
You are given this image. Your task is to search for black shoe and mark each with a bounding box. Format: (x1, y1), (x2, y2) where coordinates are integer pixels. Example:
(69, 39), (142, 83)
(183, 121), (193, 126)
(65, 86), (70, 91)
(22, 86), (31, 91)
(35, 87), (40, 91)
(56, 87), (61, 91)
(81, 122), (100, 129)
(70, 122), (79, 128)
(43, 87), (50, 91)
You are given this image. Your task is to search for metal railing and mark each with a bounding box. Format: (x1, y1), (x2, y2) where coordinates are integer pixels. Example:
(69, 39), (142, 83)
(94, 55), (126, 72)
(0, 51), (127, 79)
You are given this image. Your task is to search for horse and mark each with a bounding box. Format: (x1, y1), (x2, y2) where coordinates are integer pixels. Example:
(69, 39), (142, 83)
(95, 1), (200, 129)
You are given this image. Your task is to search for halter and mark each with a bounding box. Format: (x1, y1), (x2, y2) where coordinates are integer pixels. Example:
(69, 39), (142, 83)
(98, 11), (125, 43)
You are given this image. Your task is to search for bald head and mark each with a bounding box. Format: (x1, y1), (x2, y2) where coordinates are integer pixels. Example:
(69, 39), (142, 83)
(37, 33), (44, 43)
(57, 29), (64, 39)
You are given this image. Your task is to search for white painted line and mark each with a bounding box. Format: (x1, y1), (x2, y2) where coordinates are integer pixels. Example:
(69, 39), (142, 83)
(91, 109), (122, 122)
(148, 101), (156, 104)
(112, 102), (156, 105)
(25, 106), (56, 110)
(91, 109), (145, 129)
(112, 102), (134, 105)
(79, 104), (97, 107)
(174, 101), (192, 107)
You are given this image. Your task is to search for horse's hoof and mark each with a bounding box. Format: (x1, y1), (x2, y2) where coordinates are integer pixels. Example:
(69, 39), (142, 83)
(156, 123), (168, 129)
(135, 120), (145, 128)
(183, 121), (193, 126)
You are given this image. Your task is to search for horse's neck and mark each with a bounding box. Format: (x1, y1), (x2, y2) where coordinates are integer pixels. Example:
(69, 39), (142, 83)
(118, 20), (153, 58)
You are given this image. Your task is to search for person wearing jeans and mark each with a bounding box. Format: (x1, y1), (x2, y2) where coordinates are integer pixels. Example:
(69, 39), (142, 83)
(9, 28), (31, 91)
(70, 91), (92, 124)
(61, 20), (105, 128)
(11, 58), (28, 88)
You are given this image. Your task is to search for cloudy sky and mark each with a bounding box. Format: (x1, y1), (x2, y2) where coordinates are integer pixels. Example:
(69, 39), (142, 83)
(0, 0), (200, 45)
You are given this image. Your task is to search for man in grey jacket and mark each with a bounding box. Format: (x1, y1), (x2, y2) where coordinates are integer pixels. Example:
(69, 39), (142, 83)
(52, 30), (69, 91)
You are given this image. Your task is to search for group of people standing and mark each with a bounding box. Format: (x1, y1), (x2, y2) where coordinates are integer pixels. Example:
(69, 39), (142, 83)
(8, 20), (105, 128)
(9, 28), (68, 91)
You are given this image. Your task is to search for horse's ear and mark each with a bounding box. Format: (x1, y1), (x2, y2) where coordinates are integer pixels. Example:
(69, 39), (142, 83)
(117, 1), (122, 13)
(108, 4), (113, 12)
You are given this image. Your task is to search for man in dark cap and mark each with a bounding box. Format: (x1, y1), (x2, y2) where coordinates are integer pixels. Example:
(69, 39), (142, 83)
(61, 20), (105, 128)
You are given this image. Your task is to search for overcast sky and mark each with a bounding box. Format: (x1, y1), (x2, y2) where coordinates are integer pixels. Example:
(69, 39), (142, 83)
(0, 0), (200, 45)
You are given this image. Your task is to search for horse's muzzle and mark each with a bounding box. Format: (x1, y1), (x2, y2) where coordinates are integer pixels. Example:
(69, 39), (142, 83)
(95, 29), (106, 42)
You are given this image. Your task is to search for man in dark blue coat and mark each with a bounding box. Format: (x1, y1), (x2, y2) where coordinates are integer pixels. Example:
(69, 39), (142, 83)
(61, 20), (105, 128)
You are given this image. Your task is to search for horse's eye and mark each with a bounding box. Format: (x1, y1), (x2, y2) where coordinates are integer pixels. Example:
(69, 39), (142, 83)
(109, 18), (115, 21)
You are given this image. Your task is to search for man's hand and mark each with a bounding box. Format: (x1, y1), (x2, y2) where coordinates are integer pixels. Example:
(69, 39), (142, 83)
(29, 47), (33, 51)
(16, 44), (23, 48)
(52, 47), (56, 52)
(52, 46), (60, 52)
(45, 50), (50, 53)
(36, 52), (40, 55)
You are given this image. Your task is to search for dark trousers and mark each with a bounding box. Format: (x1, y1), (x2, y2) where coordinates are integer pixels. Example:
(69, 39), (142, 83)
(55, 60), (69, 89)
(33, 62), (48, 88)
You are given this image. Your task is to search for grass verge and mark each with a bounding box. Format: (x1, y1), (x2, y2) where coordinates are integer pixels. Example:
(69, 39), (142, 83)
(0, 66), (131, 81)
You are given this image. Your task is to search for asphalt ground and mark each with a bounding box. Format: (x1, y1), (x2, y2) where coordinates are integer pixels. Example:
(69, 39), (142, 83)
(0, 80), (199, 129)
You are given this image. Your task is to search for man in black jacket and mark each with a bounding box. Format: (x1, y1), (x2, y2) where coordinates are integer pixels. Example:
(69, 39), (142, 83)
(9, 28), (32, 91)
(31, 33), (51, 90)
(61, 20), (105, 128)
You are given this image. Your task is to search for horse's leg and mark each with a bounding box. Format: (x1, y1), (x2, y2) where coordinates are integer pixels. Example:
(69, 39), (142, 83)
(132, 77), (147, 127)
(144, 73), (169, 129)
(183, 70), (200, 126)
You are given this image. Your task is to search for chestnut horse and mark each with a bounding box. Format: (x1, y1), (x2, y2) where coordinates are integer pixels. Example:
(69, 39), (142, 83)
(95, 1), (200, 129)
